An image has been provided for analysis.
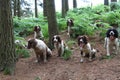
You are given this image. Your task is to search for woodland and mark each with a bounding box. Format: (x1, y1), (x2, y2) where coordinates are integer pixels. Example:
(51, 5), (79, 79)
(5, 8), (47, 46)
(0, 0), (120, 80)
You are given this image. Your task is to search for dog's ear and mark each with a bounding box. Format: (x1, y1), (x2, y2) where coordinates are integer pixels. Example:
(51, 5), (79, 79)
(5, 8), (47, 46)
(33, 26), (37, 31)
(27, 39), (37, 49)
(37, 26), (41, 31)
(83, 35), (88, 44)
(52, 36), (55, 45)
(67, 20), (69, 26)
(70, 19), (74, 26)
(57, 36), (61, 43)
(77, 36), (81, 45)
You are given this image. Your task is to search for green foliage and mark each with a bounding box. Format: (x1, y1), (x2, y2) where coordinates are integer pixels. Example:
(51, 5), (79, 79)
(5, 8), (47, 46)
(62, 48), (72, 60)
(104, 11), (120, 26)
(57, 18), (66, 31)
(15, 36), (30, 58)
(110, 2), (120, 11)
(93, 5), (110, 14)
(13, 4), (120, 40)
(67, 40), (76, 48)
(16, 49), (30, 58)
(13, 16), (48, 38)
(3, 67), (11, 75)
(34, 77), (41, 80)
(101, 55), (114, 60)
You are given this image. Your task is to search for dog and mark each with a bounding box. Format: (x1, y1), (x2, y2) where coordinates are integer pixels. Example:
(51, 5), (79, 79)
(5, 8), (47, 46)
(67, 19), (74, 37)
(77, 35), (97, 62)
(104, 28), (119, 56)
(33, 26), (44, 40)
(27, 38), (52, 63)
(52, 35), (67, 57)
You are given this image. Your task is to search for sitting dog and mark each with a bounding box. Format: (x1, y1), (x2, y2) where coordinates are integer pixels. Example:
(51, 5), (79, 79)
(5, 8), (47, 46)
(33, 26), (44, 40)
(52, 35), (67, 57)
(27, 38), (52, 63)
(104, 28), (119, 56)
(67, 19), (74, 37)
(78, 35), (97, 62)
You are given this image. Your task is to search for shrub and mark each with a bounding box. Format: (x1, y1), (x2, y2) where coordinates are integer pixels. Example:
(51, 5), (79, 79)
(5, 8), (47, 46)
(62, 48), (72, 60)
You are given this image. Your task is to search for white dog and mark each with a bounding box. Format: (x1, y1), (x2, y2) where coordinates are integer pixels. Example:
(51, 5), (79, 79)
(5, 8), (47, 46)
(104, 28), (119, 56)
(67, 19), (74, 37)
(27, 38), (52, 63)
(77, 35), (97, 62)
(52, 35), (67, 57)
(33, 26), (44, 40)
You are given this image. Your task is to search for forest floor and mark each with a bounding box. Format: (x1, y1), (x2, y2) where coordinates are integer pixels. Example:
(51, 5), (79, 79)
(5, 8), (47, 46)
(0, 31), (120, 80)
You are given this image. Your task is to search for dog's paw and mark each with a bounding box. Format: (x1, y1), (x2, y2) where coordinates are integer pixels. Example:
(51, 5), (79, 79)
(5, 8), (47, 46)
(80, 59), (83, 63)
(44, 59), (47, 63)
(34, 60), (39, 63)
(107, 53), (110, 56)
(89, 58), (92, 62)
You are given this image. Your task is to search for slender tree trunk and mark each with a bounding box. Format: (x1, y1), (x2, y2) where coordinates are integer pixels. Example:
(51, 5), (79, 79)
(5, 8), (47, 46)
(62, 0), (66, 18)
(65, 0), (69, 12)
(111, 0), (117, 2)
(104, 0), (109, 5)
(73, 0), (77, 8)
(0, 0), (16, 75)
(46, 0), (58, 49)
(62, 0), (69, 18)
(17, 0), (21, 17)
(14, 0), (17, 16)
(35, 0), (38, 18)
(43, 0), (47, 17)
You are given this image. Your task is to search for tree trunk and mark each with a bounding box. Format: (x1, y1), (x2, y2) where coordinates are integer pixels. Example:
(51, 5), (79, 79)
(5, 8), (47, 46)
(0, 0), (16, 75)
(14, 0), (17, 16)
(62, 0), (69, 18)
(35, 0), (38, 18)
(43, 0), (47, 17)
(111, 0), (117, 2)
(62, 0), (66, 18)
(46, 0), (58, 49)
(17, 0), (21, 17)
(65, 0), (69, 12)
(73, 0), (77, 8)
(104, 0), (109, 5)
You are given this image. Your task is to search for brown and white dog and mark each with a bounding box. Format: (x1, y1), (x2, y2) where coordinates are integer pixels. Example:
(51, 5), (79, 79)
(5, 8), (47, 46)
(67, 19), (74, 37)
(104, 28), (119, 56)
(78, 35), (97, 62)
(27, 38), (52, 63)
(33, 26), (44, 40)
(52, 35), (67, 57)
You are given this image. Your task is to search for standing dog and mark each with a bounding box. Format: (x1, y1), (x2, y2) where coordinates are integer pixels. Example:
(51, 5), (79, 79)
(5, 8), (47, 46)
(27, 38), (52, 63)
(33, 26), (44, 40)
(67, 19), (74, 37)
(52, 35), (67, 57)
(78, 35), (97, 62)
(104, 28), (119, 56)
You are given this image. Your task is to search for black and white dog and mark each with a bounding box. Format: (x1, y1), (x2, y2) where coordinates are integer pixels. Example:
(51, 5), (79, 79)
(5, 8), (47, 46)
(27, 38), (52, 63)
(67, 19), (74, 37)
(33, 26), (44, 40)
(78, 35), (97, 62)
(104, 28), (119, 56)
(52, 35), (67, 57)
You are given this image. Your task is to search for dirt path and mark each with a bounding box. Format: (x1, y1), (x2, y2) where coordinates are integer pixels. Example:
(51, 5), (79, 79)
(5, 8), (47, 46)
(0, 32), (120, 80)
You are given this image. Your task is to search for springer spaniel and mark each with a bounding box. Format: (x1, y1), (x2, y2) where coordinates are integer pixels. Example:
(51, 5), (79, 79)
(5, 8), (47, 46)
(67, 19), (74, 37)
(78, 35), (97, 62)
(52, 35), (67, 57)
(33, 26), (44, 40)
(104, 28), (119, 56)
(27, 38), (52, 63)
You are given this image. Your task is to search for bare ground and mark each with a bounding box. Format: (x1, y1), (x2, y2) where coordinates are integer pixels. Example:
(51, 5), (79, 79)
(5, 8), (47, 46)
(0, 32), (120, 80)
